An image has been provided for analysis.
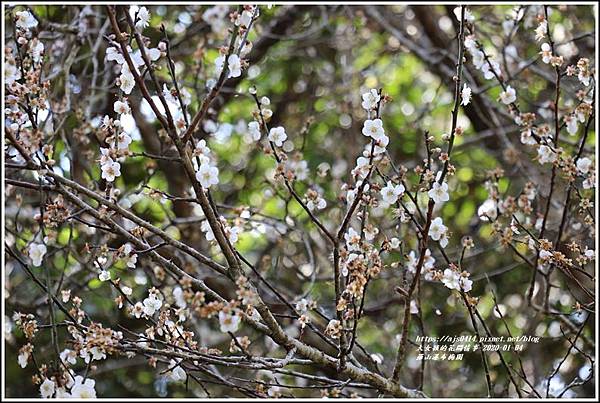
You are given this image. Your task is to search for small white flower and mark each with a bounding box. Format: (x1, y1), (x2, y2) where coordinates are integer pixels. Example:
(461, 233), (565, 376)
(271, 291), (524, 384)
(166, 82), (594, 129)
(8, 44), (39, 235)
(116, 132), (132, 150)
(119, 70), (136, 94)
(537, 145), (556, 165)
(101, 160), (121, 182)
(126, 254), (137, 269)
(361, 89), (380, 111)
(168, 359), (187, 382)
(237, 8), (255, 27)
(564, 115), (578, 135)
(106, 47), (125, 64)
(55, 388), (71, 398)
(362, 118), (385, 140)
(113, 100), (131, 115)
(201, 220), (215, 242)
(98, 270), (111, 282)
(381, 181), (405, 205)
(121, 286), (133, 296)
(540, 42), (552, 63)
(481, 59), (501, 80)
(18, 351), (29, 368)
(142, 295), (162, 316)
(30, 40), (44, 63)
(70, 376), (96, 399)
(268, 126), (287, 147)
(15, 10), (38, 29)
(291, 160), (309, 180)
(502, 19), (515, 36)
(576, 157), (592, 175)
(5, 63), (21, 86)
(499, 85), (516, 104)
(29, 243), (47, 266)
(428, 181), (450, 204)
(227, 54), (242, 78)
(461, 83), (472, 106)
(535, 20), (547, 41)
(453, 7), (474, 23)
(193, 139), (211, 157)
(132, 302), (144, 318)
(219, 310), (241, 333)
(306, 196), (326, 211)
(477, 199), (498, 221)
(173, 286), (187, 308)
(195, 162), (219, 188)
(428, 217), (448, 242)
(248, 121), (261, 141)
(40, 378), (55, 399)
(135, 6), (150, 30)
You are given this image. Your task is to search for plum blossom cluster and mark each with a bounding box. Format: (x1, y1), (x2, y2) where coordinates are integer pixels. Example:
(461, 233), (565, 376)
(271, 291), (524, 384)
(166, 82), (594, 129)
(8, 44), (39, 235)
(5, 10), (50, 158)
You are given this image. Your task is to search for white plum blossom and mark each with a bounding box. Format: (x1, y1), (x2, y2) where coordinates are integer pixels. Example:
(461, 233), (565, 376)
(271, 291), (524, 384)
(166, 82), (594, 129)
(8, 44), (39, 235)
(362, 119), (385, 140)
(201, 220), (215, 242)
(168, 359), (187, 382)
(119, 69), (136, 94)
(499, 85), (516, 104)
(5, 63), (21, 86)
(535, 20), (547, 41)
(361, 89), (380, 111)
(289, 160), (309, 180)
(30, 40), (44, 63)
(477, 198), (498, 221)
(126, 253), (138, 269)
(135, 6), (150, 30)
(481, 59), (501, 80)
(248, 121), (261, 141)
(80, 346), (106, 363)
(106, 47), (125, 64)
(453, 6), (475, 23)
(540, 43), (552, 63)
(564, 114), (578, 135)
(268, 126), (287, 147)
(193, 139), (211, 158)
(60, 349), (78, 365)
(40, 378), (55, 399)
(117, 132), (132, 150)
(227, 54), (242, 78)
(214, 122), (233, 142)
(219, 310), (241, 333)
(15, 10), (38, 29)
(70, 376), (96, 399)
(406, 249), (436, 275)
(381, 181), (405, 205)
(101, 160), (121, 182)
(576, 157), (593, 175)
(142, 294), (163, 316)
(237, 8), (255, 27)
(461, 83), (472, 106)
(428, 217), (448, 243)
(173, 286), (187, 308)
(113, 100), (131, 115)
(442, 268), (473, 292)
(202, 5), (229, 34)
(195, 162), (219, 188)
(428, 181), (449, 204)
(29, 243), (47, 266)
(306, 193), (326, 211)
(18, 350), (30, 368)
(537, 145), (556, 165)
(98, 270), (111, 282)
